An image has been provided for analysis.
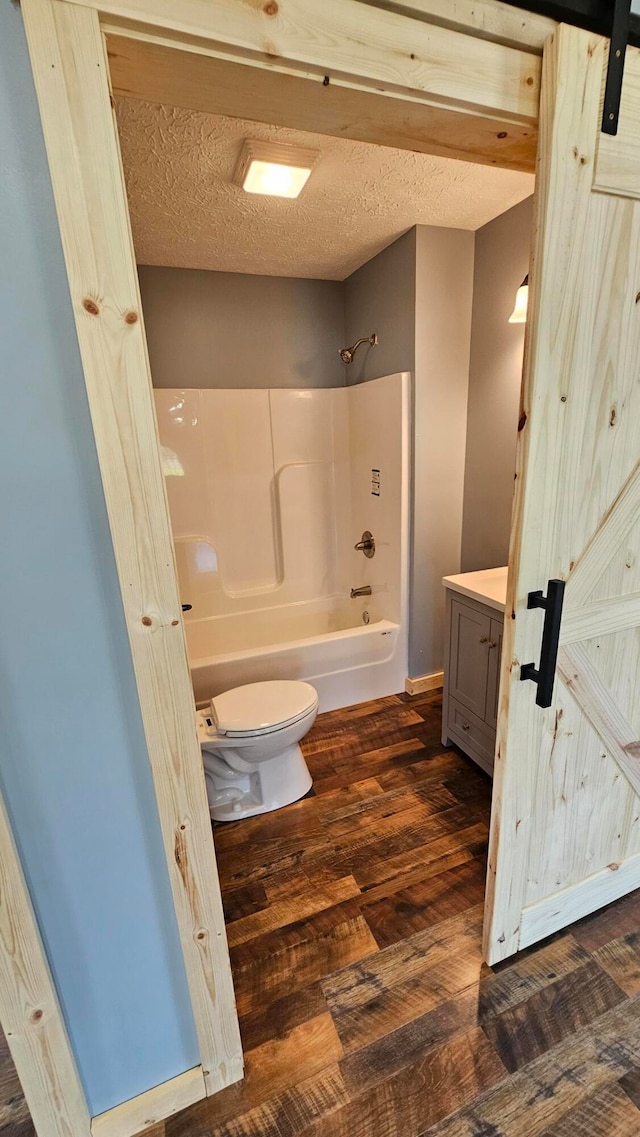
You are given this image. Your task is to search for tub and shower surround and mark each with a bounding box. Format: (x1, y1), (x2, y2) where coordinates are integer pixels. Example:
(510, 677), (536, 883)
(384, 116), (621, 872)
(154, 373), (409, 710)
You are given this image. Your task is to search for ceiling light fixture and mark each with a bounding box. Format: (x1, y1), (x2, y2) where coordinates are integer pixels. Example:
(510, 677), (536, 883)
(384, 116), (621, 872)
(509, 274), (529, 324)
(234, 139), (320, 199)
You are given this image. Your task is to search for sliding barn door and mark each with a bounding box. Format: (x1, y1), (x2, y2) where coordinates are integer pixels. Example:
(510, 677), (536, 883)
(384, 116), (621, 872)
(485, 23), (640, 964)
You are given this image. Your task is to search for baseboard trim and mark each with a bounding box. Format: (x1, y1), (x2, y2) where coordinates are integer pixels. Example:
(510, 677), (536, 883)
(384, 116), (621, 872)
(91, 1066), (205, 1137)
(405, 672), (444, 696)
(519, 850), (640, 950)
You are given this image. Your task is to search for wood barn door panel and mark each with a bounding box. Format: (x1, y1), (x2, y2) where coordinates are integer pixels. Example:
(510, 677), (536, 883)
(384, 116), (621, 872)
(484, 27), (640, 964)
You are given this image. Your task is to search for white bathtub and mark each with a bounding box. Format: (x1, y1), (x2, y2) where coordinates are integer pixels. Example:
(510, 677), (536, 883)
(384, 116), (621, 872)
(158, 373), (411, 713)
(187, 599), (405, 712)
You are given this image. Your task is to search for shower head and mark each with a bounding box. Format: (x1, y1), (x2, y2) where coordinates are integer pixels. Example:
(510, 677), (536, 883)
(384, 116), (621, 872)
(339, 333), (378, 364)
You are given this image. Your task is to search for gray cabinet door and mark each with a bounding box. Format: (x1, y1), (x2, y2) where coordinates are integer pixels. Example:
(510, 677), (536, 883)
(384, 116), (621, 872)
(485, 616), (504, 731)
(448, 598), (491, 719)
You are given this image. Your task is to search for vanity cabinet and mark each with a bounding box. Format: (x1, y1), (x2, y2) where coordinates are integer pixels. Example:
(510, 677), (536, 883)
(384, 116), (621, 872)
(442, 582), (505, 776)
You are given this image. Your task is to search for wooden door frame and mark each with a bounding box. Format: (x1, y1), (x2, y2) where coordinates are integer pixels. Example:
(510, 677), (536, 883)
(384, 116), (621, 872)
(10, 2), (553, 1135)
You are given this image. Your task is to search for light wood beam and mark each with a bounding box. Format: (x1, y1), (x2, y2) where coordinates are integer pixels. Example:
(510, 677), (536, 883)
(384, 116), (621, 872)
(74, 0), (541, 125)
(0, 793), (91, 1137)
(20, 0), (243, 1098)
(106, 34), (538, 171)
(364, 0), (556, 53)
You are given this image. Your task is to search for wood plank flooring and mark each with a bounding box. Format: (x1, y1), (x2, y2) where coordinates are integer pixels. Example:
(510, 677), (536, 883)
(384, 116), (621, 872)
(162, 690), (640, 1137)
(5, 689), (640, 1137)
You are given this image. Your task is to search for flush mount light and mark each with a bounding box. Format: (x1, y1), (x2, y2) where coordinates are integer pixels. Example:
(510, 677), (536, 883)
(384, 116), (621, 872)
(234, 139), (320, 199)
(509, 274), (529, 324)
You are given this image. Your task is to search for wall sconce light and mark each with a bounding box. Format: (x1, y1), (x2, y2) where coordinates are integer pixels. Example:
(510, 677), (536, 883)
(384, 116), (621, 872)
(234, 139), (320, 199)
(509, 274), (529, 324)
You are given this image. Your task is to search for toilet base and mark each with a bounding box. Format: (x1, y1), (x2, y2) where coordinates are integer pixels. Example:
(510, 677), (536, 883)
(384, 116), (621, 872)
(204, 743), (313, 822)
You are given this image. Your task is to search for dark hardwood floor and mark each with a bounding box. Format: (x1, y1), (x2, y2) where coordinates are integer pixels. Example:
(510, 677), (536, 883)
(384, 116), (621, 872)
(5, 689), (640, 1137)
(164, 689), (640, 1137)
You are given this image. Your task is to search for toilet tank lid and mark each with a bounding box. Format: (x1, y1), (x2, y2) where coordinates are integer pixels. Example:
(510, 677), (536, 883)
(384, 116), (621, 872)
(211, 680), (318, 735)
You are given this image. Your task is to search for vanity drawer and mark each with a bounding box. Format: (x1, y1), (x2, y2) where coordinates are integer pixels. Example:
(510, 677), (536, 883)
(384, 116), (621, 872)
(447, 697), (496, 775)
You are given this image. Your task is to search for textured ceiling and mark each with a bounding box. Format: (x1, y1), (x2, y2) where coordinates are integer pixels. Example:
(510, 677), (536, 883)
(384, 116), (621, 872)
(116, 99), (534, 280)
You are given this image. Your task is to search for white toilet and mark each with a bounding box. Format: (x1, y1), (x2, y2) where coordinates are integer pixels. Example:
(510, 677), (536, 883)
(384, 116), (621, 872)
(197, 680), (318, 822)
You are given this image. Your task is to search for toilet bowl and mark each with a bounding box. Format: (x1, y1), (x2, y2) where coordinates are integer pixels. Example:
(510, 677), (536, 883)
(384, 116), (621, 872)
(197, 680), (318, 822)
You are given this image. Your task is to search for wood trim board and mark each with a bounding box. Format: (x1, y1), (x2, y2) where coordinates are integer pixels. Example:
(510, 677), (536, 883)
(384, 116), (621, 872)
(0, 794), (91, 1137)
(520, 850), (640, 948)
(405, 671), (444, 695)
(370, 0), (556, 52)
(91, 1068), (205, 1137)
(69, 0), (542, 125)
(20, 0), (242, 1109)
(106, 33), (538, 171)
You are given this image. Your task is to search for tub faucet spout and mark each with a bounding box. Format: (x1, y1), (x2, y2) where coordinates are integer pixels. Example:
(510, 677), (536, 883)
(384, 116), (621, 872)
(350, 585), (372, 598)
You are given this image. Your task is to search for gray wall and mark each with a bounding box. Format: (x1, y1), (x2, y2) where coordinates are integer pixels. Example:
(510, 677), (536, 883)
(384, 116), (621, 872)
(344, 227), (473, 679)
(461, 197), (533, 572)
(413, 227), (474, 679)
(0, 5), (199, 1114)
(343, 230), (416, 385)
(139, 266), (346, 388)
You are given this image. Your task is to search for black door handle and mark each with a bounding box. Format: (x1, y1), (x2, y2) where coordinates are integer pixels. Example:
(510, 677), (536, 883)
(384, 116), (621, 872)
(520, 579), (565, 708)
(181, 603), (192, 612)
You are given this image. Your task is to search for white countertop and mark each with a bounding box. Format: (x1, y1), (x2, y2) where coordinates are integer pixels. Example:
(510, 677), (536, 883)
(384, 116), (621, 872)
(442, 566), (508, 613)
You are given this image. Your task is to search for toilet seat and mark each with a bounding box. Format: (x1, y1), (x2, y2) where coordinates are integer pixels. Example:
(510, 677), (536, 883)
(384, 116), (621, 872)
(208, 680), (318, 738)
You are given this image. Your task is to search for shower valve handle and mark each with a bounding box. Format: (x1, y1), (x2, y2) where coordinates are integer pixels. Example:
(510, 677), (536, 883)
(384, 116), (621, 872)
(354, 531), (375, 558)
